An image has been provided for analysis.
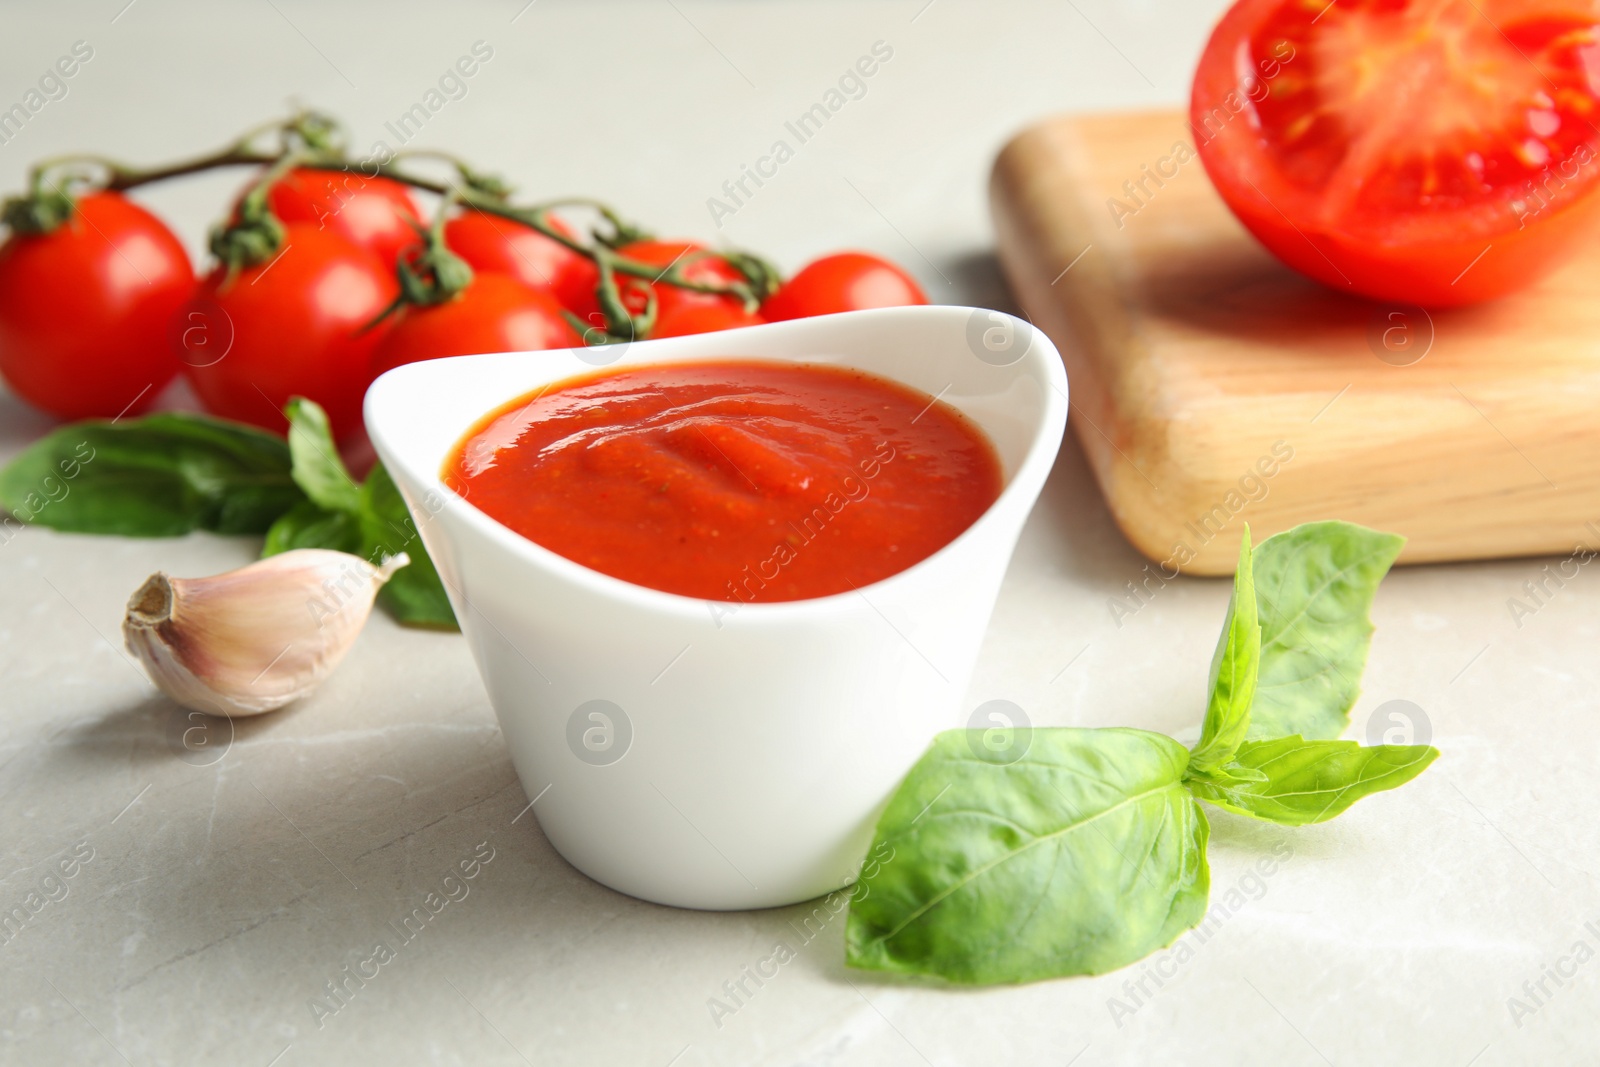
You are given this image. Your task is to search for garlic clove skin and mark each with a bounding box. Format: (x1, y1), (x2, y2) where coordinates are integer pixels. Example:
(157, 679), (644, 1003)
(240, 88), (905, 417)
(123, 549), (409, 718)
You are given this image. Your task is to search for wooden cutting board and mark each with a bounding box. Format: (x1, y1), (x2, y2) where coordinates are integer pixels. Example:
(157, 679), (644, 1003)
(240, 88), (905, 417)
(990, 109), (1600, 575)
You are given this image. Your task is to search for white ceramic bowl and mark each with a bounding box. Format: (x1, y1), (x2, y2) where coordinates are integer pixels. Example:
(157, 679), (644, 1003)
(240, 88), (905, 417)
(365, 305), (1066, 910)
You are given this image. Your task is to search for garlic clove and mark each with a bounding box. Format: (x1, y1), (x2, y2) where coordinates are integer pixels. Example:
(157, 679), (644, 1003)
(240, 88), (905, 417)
(123, 549), (409, 718)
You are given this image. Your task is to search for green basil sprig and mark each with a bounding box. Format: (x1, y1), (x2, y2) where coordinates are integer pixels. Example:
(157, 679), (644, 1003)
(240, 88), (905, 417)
(263, 399), (457, 630)
(1184, 735), (1435, 826)
(847, 728), (1211, 985)
(845, 521), (1435, 986)
(0, 413), (301, 536)
(285, 397), (362, 514)
(0, 399), (456, 630)
(1249, 522), (1405, 739)
(1188, 531), (1260, 775)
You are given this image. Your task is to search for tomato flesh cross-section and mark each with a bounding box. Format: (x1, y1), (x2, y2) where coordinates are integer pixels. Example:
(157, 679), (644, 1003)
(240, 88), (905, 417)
(1192, 0), (1600, 305)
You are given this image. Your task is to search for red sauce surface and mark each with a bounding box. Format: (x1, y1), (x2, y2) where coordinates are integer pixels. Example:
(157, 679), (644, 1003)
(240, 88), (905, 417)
(444, 359), (1003, 602)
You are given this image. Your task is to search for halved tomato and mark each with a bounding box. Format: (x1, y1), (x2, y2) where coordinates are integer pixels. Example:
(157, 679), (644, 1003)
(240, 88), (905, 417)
(1192, 0), (1600, 305)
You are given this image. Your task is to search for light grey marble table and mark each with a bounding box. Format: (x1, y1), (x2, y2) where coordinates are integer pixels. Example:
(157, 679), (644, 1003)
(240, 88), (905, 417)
(1, 2), (1595, 1064)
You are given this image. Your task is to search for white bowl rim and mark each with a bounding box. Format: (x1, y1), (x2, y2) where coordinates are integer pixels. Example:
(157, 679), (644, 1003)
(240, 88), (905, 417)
(366, 305), (1067, 622)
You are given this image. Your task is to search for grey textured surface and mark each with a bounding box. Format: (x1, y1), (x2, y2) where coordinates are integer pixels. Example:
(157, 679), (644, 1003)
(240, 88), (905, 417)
(2, 2), (1595, 1064)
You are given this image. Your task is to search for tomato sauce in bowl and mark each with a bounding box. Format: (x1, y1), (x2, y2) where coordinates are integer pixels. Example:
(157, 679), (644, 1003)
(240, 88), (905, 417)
(443, 359), (1002, 602)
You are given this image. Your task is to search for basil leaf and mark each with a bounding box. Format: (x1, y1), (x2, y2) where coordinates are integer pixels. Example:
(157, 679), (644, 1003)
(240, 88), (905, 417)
(1183, 759), (1268, 789)
(285, 397), (361, 513)
(846, 728), (1210, 985)
(358, 462), (457, 630)
(262, 499), (362, 557)
(1189, 530), (1259, 774)
(1248, 521), (1406, 739)
(1184, 736), (1437, 825)
(373, 549), (457, 629)
(0, 414), (302, 536)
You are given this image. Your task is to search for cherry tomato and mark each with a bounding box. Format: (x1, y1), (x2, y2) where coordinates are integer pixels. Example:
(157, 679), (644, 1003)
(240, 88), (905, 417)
(443, 210), (600, 317)
(1192, 0), (1600, 306)
(0, 192), (194, 421)
(372, 274), (583, 375)
(760, 252), (927, 321)
(261, 167), (421, 267)
(649, 302), (764, 338)
(184, 226), (398, 438)
(610, 239), (751, 338)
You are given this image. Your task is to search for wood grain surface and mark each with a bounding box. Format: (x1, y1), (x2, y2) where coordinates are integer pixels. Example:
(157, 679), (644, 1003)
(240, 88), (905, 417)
(990, 109), (1600, 575)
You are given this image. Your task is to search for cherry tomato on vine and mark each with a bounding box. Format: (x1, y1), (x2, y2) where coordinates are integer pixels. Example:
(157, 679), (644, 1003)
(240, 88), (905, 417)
(760, 252), (927, 321)
(649, 303), (764, 339)
(184, 226), (397, 439)
(261, 167), (421, 268)
(0, 192), (193, 420)
(372, 274), (583, 375)
(1191, 0), (1600, 306)
(443, 210), (600, 319)
(610, 239), (754, 338)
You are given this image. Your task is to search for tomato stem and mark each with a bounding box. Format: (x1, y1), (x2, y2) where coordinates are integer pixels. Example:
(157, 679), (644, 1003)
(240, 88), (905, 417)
(392, 189), (475, 310)
(29, 111), (341, 195)
(357, 161), (764, 311)
(3, 108), (781, 324)
(206, 150), (303, 286)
